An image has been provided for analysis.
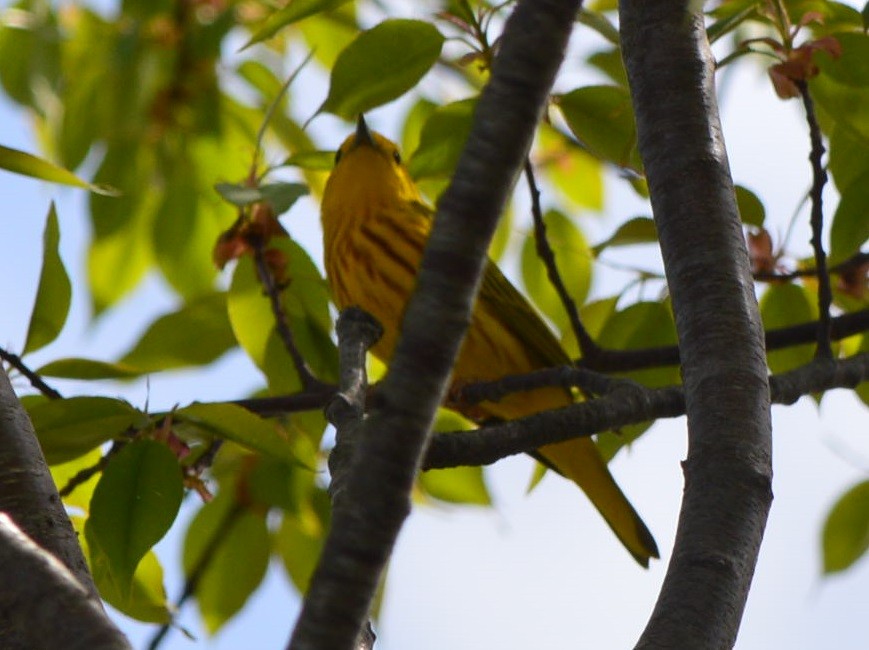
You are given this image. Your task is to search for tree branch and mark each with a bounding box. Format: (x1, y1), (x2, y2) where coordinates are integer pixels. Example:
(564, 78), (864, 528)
(425, 354), (868, 469)
(287, 1), (581, 647)
(251, 238), (327, 392)
(0, 346), (62, 399)
(523, 159), (599, 358)
(620, 2), (773, 648)
(796, 80), (833, 359)
(0, 369), (100, 599)
(0, 514), (130, 650)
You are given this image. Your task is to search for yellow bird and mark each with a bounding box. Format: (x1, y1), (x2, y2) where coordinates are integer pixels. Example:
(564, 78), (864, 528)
(321, 116), (658, 566)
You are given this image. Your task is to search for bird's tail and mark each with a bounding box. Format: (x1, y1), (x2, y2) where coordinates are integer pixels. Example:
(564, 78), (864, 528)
(539, 438), (659, 566)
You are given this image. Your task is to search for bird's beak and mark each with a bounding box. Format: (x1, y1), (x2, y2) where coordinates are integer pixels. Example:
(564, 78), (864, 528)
(356, 114), (375, 147)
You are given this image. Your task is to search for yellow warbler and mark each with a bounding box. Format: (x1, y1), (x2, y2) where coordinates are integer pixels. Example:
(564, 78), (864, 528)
(321, 116), (658, 566)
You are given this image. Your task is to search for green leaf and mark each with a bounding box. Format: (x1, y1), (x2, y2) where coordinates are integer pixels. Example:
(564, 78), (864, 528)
(245, 0), (352, 47)
(23, 204), (71, 354)
(119, 292), (237, 373)
(587, 48), (627, 87)
(419, 466), (490, 505)
(822, 480), (869, 573)
(0, 144), (117, 194)
(760, 283), (817, 373)
(174, 402), (301, 466)
(557, 86), (640, 171)
(829, 124), (869, 193)
(810, 69), (869, 143)
(864, 0), (869, 30)
(520, 210), (592, 334)
(276, 491), (329, 594)
(706, 0), (758, 44)
(577, 9), (619, 44)
(37, 358), (142, 380)
(184, 496), (270, 634)
(592, 216), (657, 254)
(50, 447), (103, 512)
(215, 182), (309, 214)
(407, 98), (476, 179)
(75, 513), (170, 623)
(829, 169), (869, 264)
(417, 409), (490, 505)
(27, 397), (145, 465)
(596, 301), (679, 388)
(281, 150), (336, 171)
(320, 19), (444, 119)
(814, 32), (869, 88)
(85, 440), (183, 592)
(536, 125), (604, 211)
(87, 144), (155, 313)
(735, 185), (766, 227)
(227, 238), (336, 392)
(92, 548), (171, 623)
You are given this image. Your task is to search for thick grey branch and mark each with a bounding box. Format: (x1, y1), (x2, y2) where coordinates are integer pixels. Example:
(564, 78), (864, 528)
(0, 514), (129, 649)
(621, 2), (773, 649)
(287, 1), (581, 648)
(0, 369), (99, 598)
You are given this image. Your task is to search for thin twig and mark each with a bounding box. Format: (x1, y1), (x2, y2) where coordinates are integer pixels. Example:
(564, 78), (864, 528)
(754, 251), (869, 282)
(523, 158), (600, 359)
(796, 80), (833, 359)
(146, 502), (245, 650)
(0, 346), (62, 399)
(250, 238), (325, 391)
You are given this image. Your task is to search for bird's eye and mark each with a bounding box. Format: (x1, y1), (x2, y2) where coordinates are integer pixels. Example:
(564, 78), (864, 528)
(334, 148), (342, 164)
(392, 150), (402, 164)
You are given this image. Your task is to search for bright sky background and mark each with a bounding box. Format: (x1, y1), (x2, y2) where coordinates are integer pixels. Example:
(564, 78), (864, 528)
(1, 2), (868, 649)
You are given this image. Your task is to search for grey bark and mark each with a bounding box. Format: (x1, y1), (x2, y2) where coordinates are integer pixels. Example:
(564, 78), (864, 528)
(620, 2), (774, 648)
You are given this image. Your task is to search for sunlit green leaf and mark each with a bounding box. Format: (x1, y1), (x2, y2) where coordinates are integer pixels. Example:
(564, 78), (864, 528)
(183, 496), (270, 634)
(536, 125), (603, 211)
(245, 0), (352, 47)
(49, 447), (103, 512)
(87, 144), (155, 313)
(174, 402), (300, 466)
(521, 210), (592, 334)
(577, 8), (619, 44)
(829, 170), (869, 264)
(0, 143), (116, 193)
(592, 216), (657, 254)
(119, 292), (237, 373)
(706, 0), (758, 44)
(557, 85), (640, 170)
(92, 547), (171, 623)
(597, 300), (679, 387)
(320, 19), (444, 119)
(276, 491), (330, 594)
(810, 69), (869, 142)
(85, 440), (183, 592)
(36, 358), (141, 380)
(27, 396), (145, 465)
(814, 32), (869, 88)
(23, 204), (71, 354)
(823, 480), (869, 573)
(760, 283), (818, 373)
(735, 185), (766, 227)
(227, 237), (336, 392)
(586, 48), (627, 86)
(408, 98), (476, 179)
(282, 150), (336, 171)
